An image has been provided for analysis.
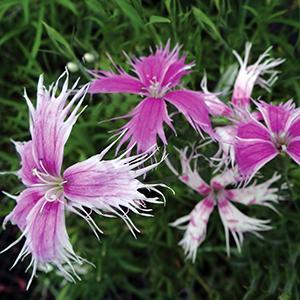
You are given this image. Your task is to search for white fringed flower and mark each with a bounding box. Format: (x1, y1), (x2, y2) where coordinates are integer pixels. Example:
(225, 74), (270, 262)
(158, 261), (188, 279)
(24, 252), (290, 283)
(168, 147), (281, 261)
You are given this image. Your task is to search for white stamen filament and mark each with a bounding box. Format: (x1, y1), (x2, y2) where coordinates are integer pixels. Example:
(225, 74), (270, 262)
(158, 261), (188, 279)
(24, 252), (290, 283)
(142, 76), (172, 98)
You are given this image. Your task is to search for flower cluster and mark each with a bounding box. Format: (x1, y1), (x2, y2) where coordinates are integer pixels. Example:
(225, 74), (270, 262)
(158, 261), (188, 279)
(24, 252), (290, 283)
(1, 41), (298, 287)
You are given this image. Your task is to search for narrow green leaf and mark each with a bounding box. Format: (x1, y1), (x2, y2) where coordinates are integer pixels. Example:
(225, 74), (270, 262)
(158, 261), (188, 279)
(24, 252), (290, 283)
(57, 0), (78, 15)
(147, 15), (171, 25)
(114, 0), (143, 28)
(192, 7), (222, 41)
(43, 22), (76, 60)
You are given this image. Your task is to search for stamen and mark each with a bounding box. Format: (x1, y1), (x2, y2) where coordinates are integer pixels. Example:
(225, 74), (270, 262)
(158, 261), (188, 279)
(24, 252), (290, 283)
(31, 168), (64, 187)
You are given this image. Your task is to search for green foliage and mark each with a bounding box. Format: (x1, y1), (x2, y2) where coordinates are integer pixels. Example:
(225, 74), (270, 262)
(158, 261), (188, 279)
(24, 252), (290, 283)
(0, 0), (300, 299)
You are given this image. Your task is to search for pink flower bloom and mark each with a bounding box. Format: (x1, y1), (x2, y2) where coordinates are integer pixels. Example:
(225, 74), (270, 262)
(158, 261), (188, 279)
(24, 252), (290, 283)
(2, 71), (165, 288)
(235, 100), (300, 180)
(167, 148), (280, 261)
(202, 43), (284, 168)
(89, 41), (214, 154)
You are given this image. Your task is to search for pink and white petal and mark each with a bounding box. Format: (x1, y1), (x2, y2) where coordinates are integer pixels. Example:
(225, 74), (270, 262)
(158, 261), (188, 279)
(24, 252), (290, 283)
(161, 56), (193, 88)
(29, 72), (89, 177)
(200, 74), (233, 117)
(4, 187), (45, 231)
(166, 147), (211, 195)
(133, 53), (167, 86)
(218, 196), (271, 255)
(164, 90), (214, 137)
(232, 43), (284, 109)
(286, 139), (300, 164)
(227, 172), (281, 209)
(170, 196), (214, 262)
(235, 139), (278, 180)
(132, 43), (192, 88)
(204, 95), (232, 117)
(63, 150), (165, 236)
(89, 71), (143, 94)
(14, 141), (40, 186)
(116, 97), (174, 154)
(257, 101), (294, 134)
(211, 169), (239, 190)
(7, 197), (83, 289)
(213, 126), (237, 169)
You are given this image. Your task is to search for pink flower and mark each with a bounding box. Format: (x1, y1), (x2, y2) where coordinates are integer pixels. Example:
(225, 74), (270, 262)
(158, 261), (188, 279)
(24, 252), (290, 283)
(89, 41), (214, 154)
(202, 43), (284, 168)
(167, 148), (280, 261)
(2, 71), (165, 288)
(235, 100), (300, 180)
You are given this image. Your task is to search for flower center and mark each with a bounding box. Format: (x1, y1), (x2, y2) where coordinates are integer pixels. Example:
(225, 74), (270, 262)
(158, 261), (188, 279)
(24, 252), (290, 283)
(271, 131), (289, 152)
(32, 168), (66, 202)
(144, 76), (171, 98)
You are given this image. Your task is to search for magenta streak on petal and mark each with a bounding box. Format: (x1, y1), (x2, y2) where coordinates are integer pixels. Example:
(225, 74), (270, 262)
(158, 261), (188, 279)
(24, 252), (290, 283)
(89, 72), (143, 94)
(211, 181), (223, 190)
(196, 185), (211, 195)
(14, 141), (40, 186)
(286, 139), (300, 164)
(287, 116), (300, 138)
(181, 175), (189, 182)
(232, 90), (251, 109)
(116, 97), (174, 154)
(29, 74), (88, 177)
(132, 43), (191, 89)
(27, 199), (65, 262)
(164, 90), (214, 137)
(195, 197), (215, 219)
(190, 216), (197, 226)
(63, 155), (142, 210)
(5, 188), (45, 231)
(237, 121), (271, 141)
(260, 103), (292, 134)
(235, 139), (278, 179)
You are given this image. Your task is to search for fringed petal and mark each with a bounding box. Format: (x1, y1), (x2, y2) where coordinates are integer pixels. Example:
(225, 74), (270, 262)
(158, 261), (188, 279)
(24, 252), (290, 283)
(227, 173), (281, 210)
(170, 196), (214, 262)
(132, 41), (193, 89)
(213, 125), (237, 170)
(13, 141), (40, 186)
(211, 169), (238, 189)
(3, 187), (45, 230)
(235, 139), (278, 181)
(200, 74), (232, 117)
(232, 42), (284, 108)
(116, 97), (174, 154)
(235, 119), (277, 180)
(89, 70), (143, 94)
(218, 195), (271, 255)
(2, 197), (83, 289)
(164, 90), (214, 138)
(166, 147), (211, 195)
(63, 147), (166, 237)
(257, 100), (295, 134)
(27, 71), (89, 177)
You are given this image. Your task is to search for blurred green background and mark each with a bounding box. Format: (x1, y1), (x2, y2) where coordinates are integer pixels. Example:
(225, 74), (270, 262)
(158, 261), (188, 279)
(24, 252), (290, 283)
(1, 0), (300, 299)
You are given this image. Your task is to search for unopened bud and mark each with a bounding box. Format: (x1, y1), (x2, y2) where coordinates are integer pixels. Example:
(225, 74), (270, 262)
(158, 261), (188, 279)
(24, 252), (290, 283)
(66, 62), (79, 73)
(83, 53), (95, 63)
